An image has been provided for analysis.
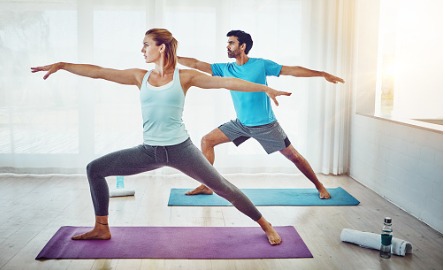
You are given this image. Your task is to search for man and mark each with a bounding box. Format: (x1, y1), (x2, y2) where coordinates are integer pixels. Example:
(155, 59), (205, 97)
(178, 30), (344, 199)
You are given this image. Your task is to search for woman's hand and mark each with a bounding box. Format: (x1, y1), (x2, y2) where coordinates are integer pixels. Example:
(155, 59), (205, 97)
(31, 62), (63, 80)
(266, 88), (292, 106)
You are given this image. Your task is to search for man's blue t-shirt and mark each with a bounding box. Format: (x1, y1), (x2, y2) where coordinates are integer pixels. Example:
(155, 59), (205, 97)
(211, 58), (282, 126)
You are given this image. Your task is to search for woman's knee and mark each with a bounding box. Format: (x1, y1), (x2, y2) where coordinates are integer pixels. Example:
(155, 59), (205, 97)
(86, 160), (103, 179)
(210, 180), (238, 199)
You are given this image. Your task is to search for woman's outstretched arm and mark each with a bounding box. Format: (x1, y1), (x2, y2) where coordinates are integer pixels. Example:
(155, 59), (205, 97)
(31, 62), (146, 87)
(180, 69), (292, 106)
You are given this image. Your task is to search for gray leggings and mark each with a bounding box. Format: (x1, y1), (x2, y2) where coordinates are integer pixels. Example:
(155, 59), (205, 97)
(86, 138), (262, 221)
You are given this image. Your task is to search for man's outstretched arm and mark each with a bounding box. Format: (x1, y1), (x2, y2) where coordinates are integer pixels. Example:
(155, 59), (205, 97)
(280, 65), (345, 84)
(178, 57), (213, 75)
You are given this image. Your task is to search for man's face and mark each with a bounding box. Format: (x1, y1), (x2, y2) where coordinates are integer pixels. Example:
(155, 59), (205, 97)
(226, 36), (242, 58)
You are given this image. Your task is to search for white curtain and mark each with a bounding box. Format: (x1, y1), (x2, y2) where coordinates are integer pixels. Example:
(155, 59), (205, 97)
(0, 0), (353, 175)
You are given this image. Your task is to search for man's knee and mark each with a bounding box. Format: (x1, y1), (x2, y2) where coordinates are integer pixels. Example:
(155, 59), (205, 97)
(281, 146), (304, 163)
(201, 128), (230, 150)
(201, 134), (215, 149)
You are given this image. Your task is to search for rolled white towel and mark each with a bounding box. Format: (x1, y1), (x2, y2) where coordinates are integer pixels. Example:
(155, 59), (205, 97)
(340, 228), (412, 256)
(109, 189), (135, 197)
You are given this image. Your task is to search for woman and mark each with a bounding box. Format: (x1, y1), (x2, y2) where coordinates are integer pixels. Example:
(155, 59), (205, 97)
(31, 28), (290, 245)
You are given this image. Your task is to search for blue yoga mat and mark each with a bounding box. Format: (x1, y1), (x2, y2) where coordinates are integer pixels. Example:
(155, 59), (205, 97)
(168, 187), (359, 206)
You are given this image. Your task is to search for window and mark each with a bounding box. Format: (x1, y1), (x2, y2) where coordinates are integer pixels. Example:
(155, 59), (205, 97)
(375, 0), (443, 124)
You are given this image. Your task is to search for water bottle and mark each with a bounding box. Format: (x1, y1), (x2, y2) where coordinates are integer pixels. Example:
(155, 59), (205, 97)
(380, 217), (393, 258)
(116, 176), (125, 189)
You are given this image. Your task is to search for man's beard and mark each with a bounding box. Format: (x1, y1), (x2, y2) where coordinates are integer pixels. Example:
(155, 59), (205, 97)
(227, 50), (236, 58)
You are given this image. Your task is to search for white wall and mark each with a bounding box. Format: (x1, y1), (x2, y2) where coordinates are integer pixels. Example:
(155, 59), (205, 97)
(350, 0), (443, 233)
(350, 116), (443, 232)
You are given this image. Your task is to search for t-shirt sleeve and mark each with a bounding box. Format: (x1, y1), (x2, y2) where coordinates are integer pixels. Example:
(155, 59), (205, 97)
(211, 63), (224, 77)
(263, 59), (282, 77)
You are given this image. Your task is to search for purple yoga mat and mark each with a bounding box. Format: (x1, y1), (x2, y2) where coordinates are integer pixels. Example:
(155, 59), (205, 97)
(36, 226), (312, 260)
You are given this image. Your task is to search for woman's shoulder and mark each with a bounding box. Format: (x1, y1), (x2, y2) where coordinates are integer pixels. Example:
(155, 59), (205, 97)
(132, 68), (150, 77)
(178, 68), (202, 77)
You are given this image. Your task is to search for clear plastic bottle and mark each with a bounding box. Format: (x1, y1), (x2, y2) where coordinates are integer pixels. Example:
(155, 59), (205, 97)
(380, 217), (393, 258)
(116, 176), (125, 189)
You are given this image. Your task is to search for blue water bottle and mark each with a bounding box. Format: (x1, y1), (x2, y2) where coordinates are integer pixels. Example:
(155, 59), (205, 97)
(116, 176), (125, 189)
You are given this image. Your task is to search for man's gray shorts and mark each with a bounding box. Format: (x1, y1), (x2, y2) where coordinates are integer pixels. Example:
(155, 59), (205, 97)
(218, 119), (291, 154)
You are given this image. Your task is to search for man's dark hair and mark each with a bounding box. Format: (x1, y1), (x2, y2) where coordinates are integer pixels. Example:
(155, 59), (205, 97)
(227, 30), (253, 54)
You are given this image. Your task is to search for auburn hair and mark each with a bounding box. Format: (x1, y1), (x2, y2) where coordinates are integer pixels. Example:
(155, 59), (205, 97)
(145, 28), (178, 70)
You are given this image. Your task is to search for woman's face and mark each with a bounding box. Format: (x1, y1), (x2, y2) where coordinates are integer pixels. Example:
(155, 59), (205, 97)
(141, 35), (161, 63)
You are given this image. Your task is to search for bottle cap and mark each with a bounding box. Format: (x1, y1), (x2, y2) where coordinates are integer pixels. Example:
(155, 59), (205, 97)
(384, 217), (392, 224)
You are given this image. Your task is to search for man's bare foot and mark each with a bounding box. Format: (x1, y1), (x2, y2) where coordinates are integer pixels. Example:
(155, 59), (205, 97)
(257, 217), (282, 245)
(318, 186), (331, 199)
(185, 184), (214, 195)
(72, 222), (111, 240)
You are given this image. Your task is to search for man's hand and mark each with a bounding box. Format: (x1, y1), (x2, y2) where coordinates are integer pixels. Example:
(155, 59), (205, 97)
(323, 72), (345, 84)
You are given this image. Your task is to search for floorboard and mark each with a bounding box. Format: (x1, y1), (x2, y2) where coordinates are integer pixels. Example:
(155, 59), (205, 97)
(0, 173), (442, 270)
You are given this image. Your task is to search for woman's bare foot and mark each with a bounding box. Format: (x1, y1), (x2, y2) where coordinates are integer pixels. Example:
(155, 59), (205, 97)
(257, 217), (282, 245)
(185, 184), (214, 195)
(72, 220), (111, 240)
(72, 229), (111, 240)
(264, 227), (282, 245)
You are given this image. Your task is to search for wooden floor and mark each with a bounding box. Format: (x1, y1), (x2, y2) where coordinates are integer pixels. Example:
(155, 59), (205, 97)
(0, 173), (442, 270)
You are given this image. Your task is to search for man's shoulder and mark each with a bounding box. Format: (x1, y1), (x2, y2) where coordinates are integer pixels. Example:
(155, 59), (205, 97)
(212, 58), (270, 66)
(249, 57), (266, 61)
(245, 57), (265, 63)
(251, 57), (278, 63)
(212, 61), (236, 67)
(246, 58), (279, 66)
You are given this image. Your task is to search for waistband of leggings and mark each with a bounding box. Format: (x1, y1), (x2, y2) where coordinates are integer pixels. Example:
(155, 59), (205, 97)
(143, 137), (192, 151)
